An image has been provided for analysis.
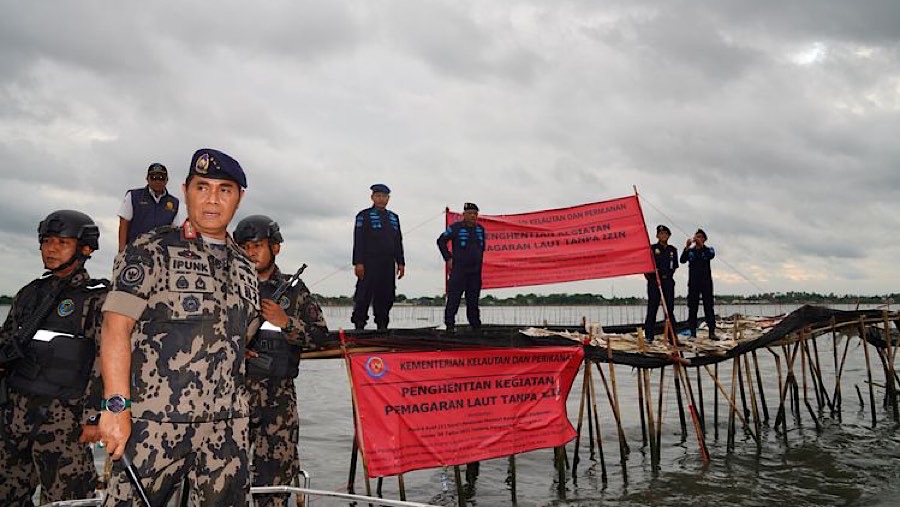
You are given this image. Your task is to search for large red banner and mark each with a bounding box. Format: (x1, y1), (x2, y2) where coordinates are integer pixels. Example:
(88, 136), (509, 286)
(348, 346), (584, 478)
(447, 195), (654, 289)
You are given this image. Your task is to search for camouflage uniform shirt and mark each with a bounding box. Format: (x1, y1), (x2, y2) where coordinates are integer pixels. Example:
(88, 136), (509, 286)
(103, 224), (260, 423)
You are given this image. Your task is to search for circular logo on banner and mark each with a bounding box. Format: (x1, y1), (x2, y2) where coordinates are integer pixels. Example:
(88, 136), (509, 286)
(57, 298), (75, 317)
(365, 357), (387, 379)
(119, 264), (145, 287)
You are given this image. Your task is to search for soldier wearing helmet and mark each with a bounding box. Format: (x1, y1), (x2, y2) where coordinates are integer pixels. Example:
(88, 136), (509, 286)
(234, 215), (327, 507)
(0, 210), (108, 504)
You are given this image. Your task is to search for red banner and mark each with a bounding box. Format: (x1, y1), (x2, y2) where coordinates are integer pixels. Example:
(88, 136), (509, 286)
(447, 195), (654, 289)
(348, 346), (584, 477)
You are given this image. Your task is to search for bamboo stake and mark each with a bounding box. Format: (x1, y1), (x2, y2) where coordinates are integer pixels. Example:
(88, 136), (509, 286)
(587, 362), (608, 484)
(727, 359), (738, 453)
(673, 365), (687, 440)
(585, 365), (596, 461)
(883, 311), (899, 421)
(637, 369), (648, 447)
(595, 361), (629, 461)
(454, 465), (466, 507)
(800, 333), (822, 432)
(702, 365), (758, 443)
(655, 366), (667, 468)
(572, 363), (589, 476)
(694, 368), (706, 436)
(714, 363), (719, 440)
(554, 447), (566, 497)
(832, 321), (852, 417)
(398, 475), (406, 501)
(642, 368), (657, 470)
(860, 317), (877, 427)
(736, 357), (750, 429)
(808, 333), (833, 412)
(751, 351), (769, 424)
(508, 456), (517, 504)
(831, 317), (840, 416)
(743, 354), (762, 446)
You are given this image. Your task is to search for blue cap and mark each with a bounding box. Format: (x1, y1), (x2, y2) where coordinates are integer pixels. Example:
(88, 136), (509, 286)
(189, 148), (247, 188)
(370, 183), (391, 194)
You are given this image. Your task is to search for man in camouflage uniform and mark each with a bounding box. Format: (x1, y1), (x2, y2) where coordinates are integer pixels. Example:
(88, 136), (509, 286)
(98, 148), (260, 506)
(234, 215), (328, 507)
(0, 210), (107, 506)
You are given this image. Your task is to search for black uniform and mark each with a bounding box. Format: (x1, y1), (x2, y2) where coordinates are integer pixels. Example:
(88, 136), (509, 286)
(438, 221), (486, 329)
(351, 207), (405, 330)
(247, 266), (327, 507)
(680, 245), (717, 336)
(643, 242), (678, 341)
(0, 268), (107, 505)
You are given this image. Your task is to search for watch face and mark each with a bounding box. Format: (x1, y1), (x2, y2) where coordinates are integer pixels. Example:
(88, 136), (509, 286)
(106, 395), (127, 413)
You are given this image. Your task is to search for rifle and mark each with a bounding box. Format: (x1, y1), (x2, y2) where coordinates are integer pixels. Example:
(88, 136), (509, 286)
(246, 264), (308, 373)
(0, 274), (74, 406)
(271, 264), (308, 302)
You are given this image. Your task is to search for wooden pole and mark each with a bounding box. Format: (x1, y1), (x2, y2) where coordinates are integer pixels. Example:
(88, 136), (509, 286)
(713, 363), (719, 440)
(727, 358), (738, 452)
(800, 333), (822, 432)
(587, 362), (608, 483)
(572, 362), (589, 476)
(595, 361), (629, 461)
(637, 369), (649, 448)
(508, 456), (517, 504)
(673, 366), (688, 440)
(743, 354), (762, 448)
(751, 351), (769, 424)
(655, 366), (667, 468)
(696, 367), (706, 435)
(642, 368), (657, 470)
(883, 311), (899, 421)
(860, 317), (878, 427)
(454, 465), (466, 507)
(398, 475), (406, 501)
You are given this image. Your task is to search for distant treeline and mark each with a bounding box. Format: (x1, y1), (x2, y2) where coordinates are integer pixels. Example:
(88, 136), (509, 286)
(2, 292), (895, 307)
(309, 291), (900, 307)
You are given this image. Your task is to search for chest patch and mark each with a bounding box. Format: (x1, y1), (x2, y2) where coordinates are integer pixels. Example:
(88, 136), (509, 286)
(57, 298), (75, 317)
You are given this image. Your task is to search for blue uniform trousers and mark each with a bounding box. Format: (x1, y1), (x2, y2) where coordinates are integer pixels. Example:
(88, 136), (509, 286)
(444, 269), (482, 328)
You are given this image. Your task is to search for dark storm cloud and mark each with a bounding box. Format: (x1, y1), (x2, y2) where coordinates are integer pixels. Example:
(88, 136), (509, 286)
(0, 0), (897, 297)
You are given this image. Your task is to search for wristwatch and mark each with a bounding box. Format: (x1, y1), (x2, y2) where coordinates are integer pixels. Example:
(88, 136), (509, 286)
(282, 320), (296, 334)
(101, 394), (132, 414)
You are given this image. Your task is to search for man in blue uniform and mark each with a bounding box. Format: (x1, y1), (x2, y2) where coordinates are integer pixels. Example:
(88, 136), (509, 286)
(438, 203), (486, 332)
(351, 184), (405, 331)
(117, 163), (181, 251)
(0, 210), (107, 505)
(643, 224), (678, 343)
(680, 228), (717, 339)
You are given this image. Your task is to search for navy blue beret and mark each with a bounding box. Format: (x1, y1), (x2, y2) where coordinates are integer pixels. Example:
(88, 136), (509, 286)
(189, 148), (247, 188)
(370, 183), (391, 194)
(656, 224), (671, 234)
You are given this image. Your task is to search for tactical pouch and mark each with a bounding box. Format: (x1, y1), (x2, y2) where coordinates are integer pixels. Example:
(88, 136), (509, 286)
(247, 353), (275, 377)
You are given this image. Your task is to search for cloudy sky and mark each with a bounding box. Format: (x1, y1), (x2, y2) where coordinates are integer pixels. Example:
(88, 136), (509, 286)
(1, 0), (898, 299)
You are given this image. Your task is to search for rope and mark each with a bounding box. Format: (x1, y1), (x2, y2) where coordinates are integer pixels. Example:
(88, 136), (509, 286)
(308, 210), (446, 290)
(639, 194), (767, 294)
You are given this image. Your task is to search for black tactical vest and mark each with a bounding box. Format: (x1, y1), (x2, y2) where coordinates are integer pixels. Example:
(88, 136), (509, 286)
(8, 278), (106, 400)
(246, 276), (301, 379)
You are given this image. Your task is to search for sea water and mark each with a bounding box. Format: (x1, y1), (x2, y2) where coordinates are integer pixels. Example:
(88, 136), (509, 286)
(3, 304), (898, 506)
